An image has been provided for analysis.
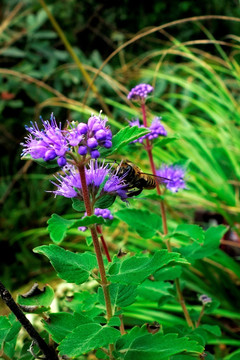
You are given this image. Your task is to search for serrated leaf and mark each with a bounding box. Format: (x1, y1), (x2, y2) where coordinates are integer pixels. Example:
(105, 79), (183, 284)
(64, 291), (101, 318)
(17, 284), (54, 313)
(72, 198), (86, 212)
(115, 209), (162, 238)
(179, 225), (227, 260)
(98, 283), (137, 309)
(115, 327), (203, 360)
(138, 279), (173, 302)
(0, 315), (21, 358)
(100, 126), (150, 157)
(172, 224), (205, 243)
(58, 323), (121, 357)
(154, 265), (182, 281)
(108, 250), (188, 284)
(0, 317), (11, 347)
(200, 324), (221, 337)
(47, 214), (77, 244)
(108, 317), (121, 327)
(95, 194), (117, 209)
(44, 312), (93, 343)
(47, 214), (107, 243)
(33, 245), (97, 284)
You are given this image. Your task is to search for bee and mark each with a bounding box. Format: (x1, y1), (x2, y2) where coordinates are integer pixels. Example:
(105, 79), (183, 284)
(115, 160), (169, 197)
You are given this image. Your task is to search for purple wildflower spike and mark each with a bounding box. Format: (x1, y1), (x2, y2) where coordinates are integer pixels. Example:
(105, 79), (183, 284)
(129, 117), (167, 143)
(128, 83), (154, 101)
(156, 164), (186, 193)
(51, 161), (128, 201)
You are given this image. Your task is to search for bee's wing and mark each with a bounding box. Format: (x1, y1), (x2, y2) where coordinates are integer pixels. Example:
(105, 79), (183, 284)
(140, 172), (171, 184)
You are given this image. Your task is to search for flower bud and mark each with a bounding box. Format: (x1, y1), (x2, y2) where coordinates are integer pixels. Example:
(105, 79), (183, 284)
(95, 129), (107, 140)
(78, 146), (88, 156)
(57, 156), (67, 167)
(77, 123), (88, 135)
(90, 149), (100, 159)
(44, 149), (57, 161)
(87, 137), (98, 149)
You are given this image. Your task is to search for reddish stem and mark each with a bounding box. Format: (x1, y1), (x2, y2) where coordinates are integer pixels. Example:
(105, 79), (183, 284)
(78, 165), (112, 321)
(141, 101), (168, 236)
(97, 225), (112, 262)
(141, 101), (194, 328)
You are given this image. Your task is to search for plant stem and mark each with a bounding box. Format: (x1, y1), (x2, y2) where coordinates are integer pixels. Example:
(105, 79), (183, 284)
(97, 225), (112, 262)
(78, 165), (112, 321)
(141, 102), (168, 236)
(0, 281), (58, 360)
(196, 305), (205, 328)
(141, 101), (194, 329)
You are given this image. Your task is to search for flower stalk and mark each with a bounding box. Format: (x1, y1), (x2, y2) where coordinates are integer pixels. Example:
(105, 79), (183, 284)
(78, 164), (112, 321)
(97, 225), (112, 263)
(140, 100), (194, 329)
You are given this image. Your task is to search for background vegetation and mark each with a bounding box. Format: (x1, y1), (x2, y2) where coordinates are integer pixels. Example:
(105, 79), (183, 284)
(1, 1), (240, 359)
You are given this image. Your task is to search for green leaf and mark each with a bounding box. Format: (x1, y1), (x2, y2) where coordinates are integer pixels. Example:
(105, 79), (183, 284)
(137, 279), (173, 302)
(100, 126), (150, 157)
(64, 291), (101, 318)
(172, 224), (205, 243)
(224, 348), (240, 360)
(115, 209), (162, 238)
(200, 324), (221, 337)
(44, 312), (93, 343)
(58, 323), (121, 357)
(0, 317), (11, 347)
(155, 135), (180, 147)
(47, 214), (107, 243)
(154, 265), (182, 281)
(47, 214), (77, 244)
(179, 225), (227, 260)
(98, 283), (138, 309)
(108, 250), (188, 284)
(21, 154), (59, 169)
(115, 327), (203, 359)
(17, 284), (54, 313)
(0, 315), (21, 358)
(72, 198), (86, 212)
(95, 194), (117, 209)
(33, 245), (97, 284)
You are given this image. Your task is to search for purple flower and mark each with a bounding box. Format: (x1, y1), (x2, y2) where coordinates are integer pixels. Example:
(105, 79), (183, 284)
(51, 161), (128, 202)
(156, 164), (186, 193)
(78, 208), (113, 232)
(77, 114), (112, 159)
(129, 117), (167, 143)
(22, 113), (113, 166)
(21, 113), (69, 163)
(199, 295), (212, 305)
(148, 117), (167, 139)
(128, 83), (154, 101)
(94, 208), (113, 220)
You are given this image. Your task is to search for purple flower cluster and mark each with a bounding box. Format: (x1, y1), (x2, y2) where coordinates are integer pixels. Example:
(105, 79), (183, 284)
(156, 164), (186, 193)
(21, 114), (69, 167)
(51, 161), (128, 201)
(128, 83), (154, 101)
(21, 113), (112, 166)
(129, 117), (167, 143)
(94, 208), (114, 220)
(77, 114), (112, 159)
